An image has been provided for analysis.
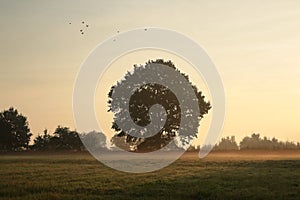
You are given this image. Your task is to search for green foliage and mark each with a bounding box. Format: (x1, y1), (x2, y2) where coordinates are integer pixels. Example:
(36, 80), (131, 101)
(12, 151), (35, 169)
(0, 107), (32, 151)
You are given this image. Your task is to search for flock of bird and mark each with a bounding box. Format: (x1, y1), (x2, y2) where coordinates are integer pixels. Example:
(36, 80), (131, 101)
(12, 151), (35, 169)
(69, 21), (148, 37)
(69, 21), (89, 35)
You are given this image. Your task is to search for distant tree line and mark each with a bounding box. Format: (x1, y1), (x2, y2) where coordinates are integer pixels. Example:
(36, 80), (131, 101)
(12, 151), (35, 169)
(31, 128), (108, 152)
(188, 134), (300, 152)
(0, 107), (300, 152)
(239, 133), (300, 150)
(0, 107), (107, 152)
(32, 127), (83, 151)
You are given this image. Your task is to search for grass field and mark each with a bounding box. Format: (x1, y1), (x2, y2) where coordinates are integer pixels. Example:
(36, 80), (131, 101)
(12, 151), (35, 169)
(0, 151), (299, 200)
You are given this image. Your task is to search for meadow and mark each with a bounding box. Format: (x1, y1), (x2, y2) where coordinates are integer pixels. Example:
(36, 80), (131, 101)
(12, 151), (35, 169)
(0, 151), (299, 200)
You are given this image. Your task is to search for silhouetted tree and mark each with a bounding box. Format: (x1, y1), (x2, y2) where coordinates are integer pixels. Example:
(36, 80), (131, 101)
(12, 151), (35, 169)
(80, 131), (107, 151)
(32, 129), (52, 151)
(0, 107), (32, 151)
(240, 133), (261, 149)
(214, 136), (239, 151)
(240, 133), (299, 150)
(52, 126), (83, 150)
(108, 59), (211, 152)
(32, 126), (84, 151)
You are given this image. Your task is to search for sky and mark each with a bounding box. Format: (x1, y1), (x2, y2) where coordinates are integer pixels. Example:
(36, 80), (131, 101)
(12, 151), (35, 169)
(1, 0), (300, 145)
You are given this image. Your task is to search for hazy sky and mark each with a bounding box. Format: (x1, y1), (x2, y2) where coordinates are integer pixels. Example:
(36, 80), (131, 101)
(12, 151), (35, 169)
(1, 0), (300, 144)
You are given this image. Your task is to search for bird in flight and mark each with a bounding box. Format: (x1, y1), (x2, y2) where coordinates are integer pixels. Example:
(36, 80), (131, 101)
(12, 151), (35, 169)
(68, 20), (89, 35)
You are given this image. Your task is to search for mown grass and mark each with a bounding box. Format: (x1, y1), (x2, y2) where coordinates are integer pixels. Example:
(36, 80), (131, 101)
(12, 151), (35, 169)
(0, 152), (299, 200)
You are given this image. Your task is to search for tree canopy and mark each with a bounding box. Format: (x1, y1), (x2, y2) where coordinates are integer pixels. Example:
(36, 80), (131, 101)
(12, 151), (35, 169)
(214, 136), (239, 151)
(0, 107), (32, 151)
(80, 131), (107, 151)
(32, 126), (84, 151)
(240, 133), (299, 150)
(108, 59), (211, 152)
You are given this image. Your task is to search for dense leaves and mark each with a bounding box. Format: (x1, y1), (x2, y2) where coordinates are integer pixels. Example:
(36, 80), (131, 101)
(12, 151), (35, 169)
(240, 133), (300, 150)
(0, 107), (32, 151)
(108, 59), (211, 152)
(214, 136), (239, 151)
(32, 126), (84, 151)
